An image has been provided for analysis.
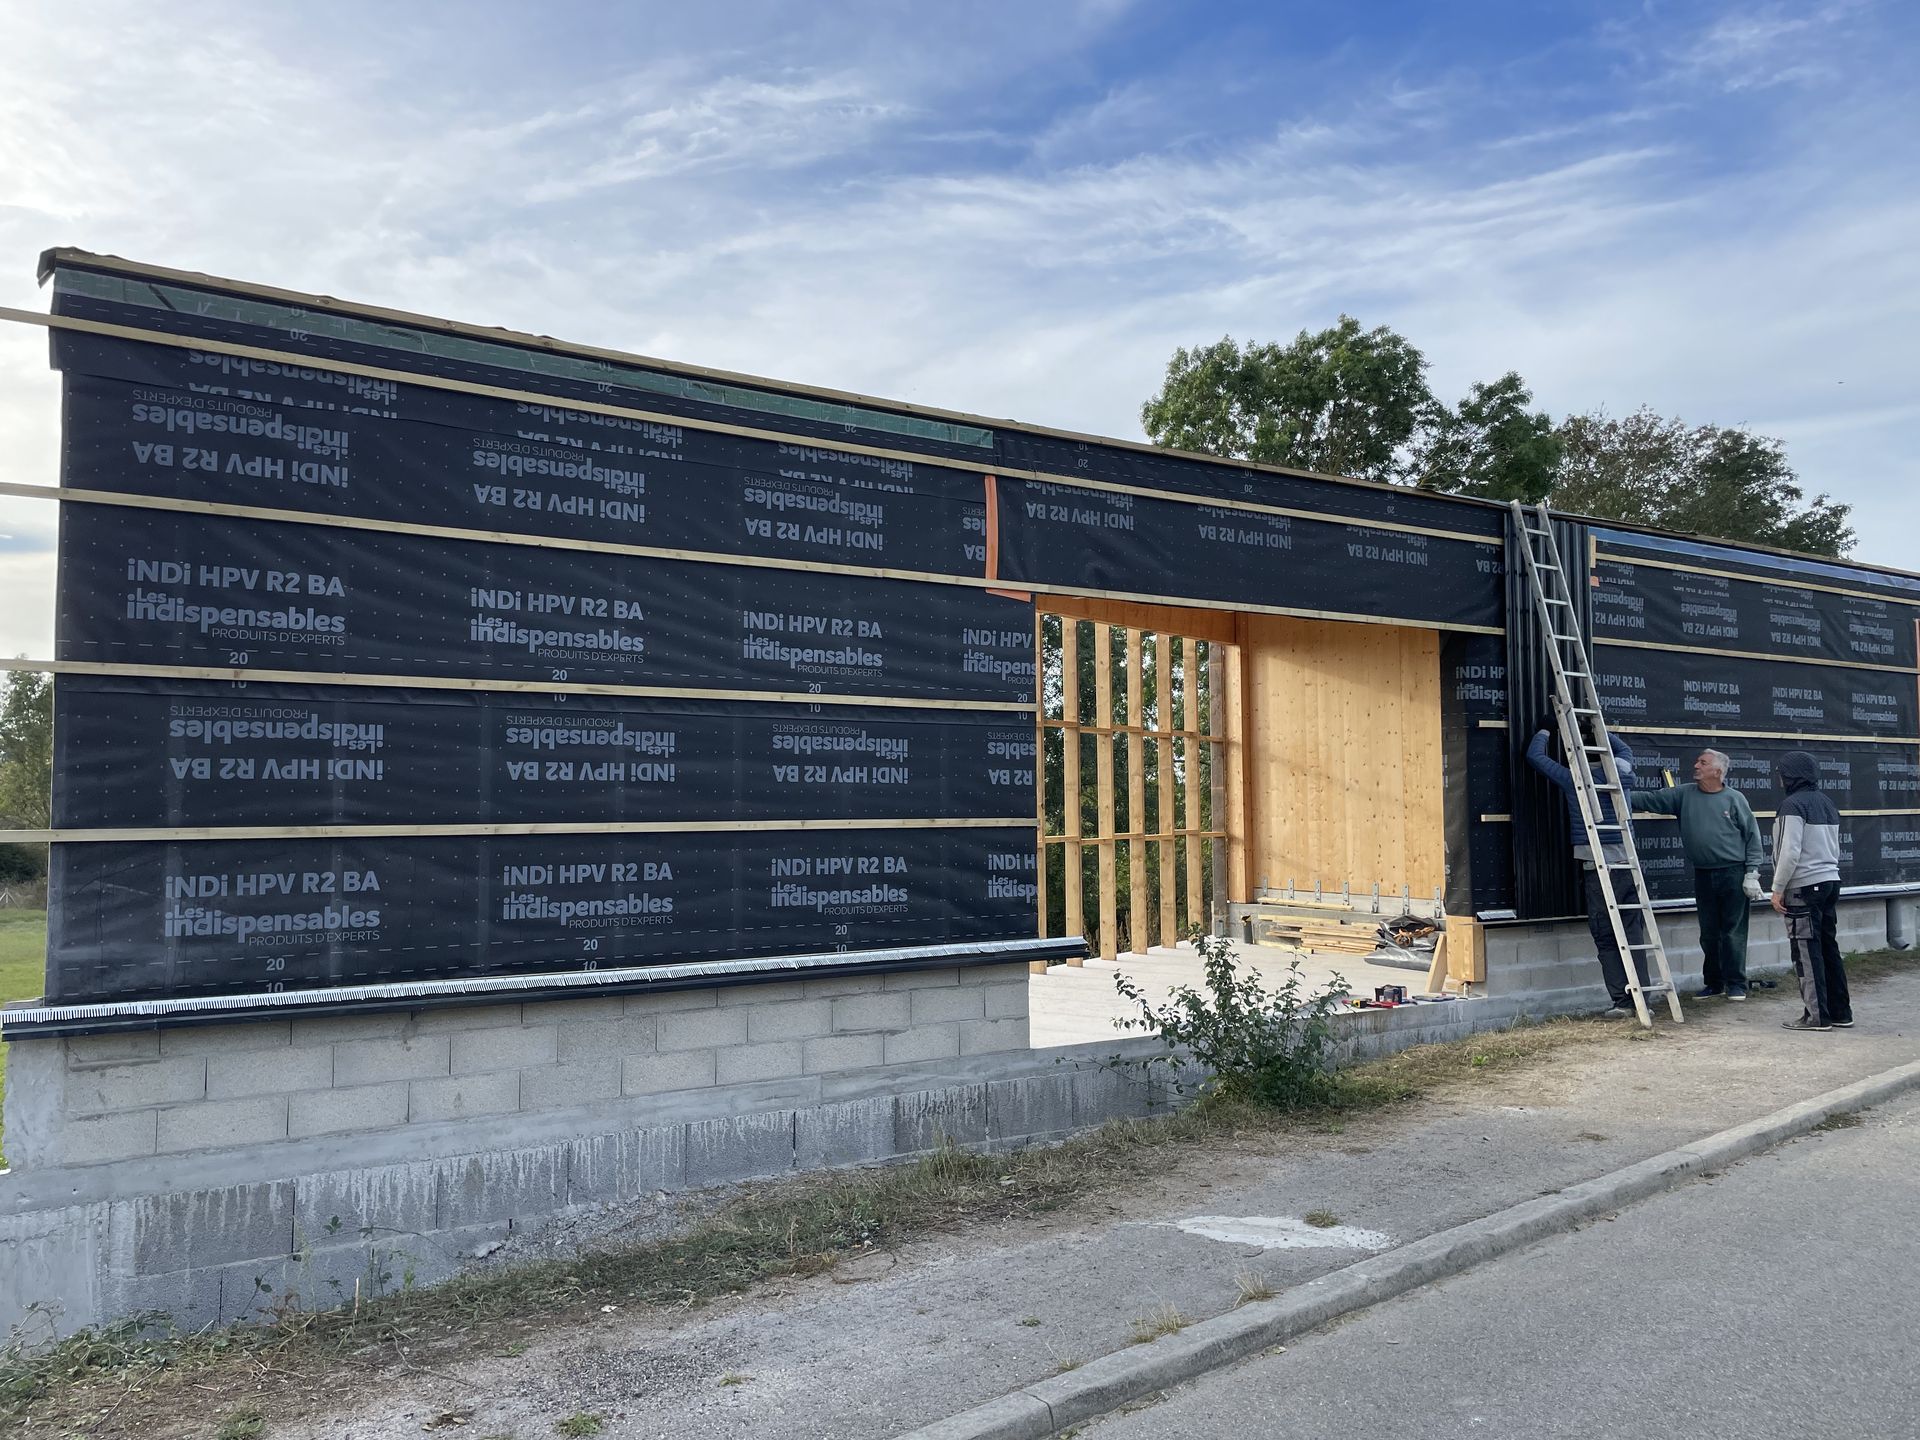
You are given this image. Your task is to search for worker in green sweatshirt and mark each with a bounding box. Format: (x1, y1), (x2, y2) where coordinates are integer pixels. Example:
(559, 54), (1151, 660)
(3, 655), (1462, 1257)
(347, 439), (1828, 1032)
(1631, 748), (1766, 999)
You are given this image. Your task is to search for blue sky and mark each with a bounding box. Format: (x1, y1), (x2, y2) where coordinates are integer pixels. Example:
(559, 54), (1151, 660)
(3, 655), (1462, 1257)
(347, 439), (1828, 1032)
(2, 0), (1916, 654)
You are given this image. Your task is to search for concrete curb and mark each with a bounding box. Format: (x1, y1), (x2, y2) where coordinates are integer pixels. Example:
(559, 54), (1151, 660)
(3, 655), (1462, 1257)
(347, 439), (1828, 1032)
(893, 1057), (1920, 1440)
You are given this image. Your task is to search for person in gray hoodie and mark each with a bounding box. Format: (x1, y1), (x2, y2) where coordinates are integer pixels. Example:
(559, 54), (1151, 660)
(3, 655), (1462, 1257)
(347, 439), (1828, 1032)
(1770, 750), (1852, 1031)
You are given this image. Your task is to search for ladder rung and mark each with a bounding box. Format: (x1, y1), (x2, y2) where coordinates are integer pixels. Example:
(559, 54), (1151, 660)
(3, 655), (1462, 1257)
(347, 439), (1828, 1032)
(1564, 671), (1589, 680)
(1543, 597), (1573, 606)
(1550, 633), (1581, 643)
(1626, 942), (1661, 950)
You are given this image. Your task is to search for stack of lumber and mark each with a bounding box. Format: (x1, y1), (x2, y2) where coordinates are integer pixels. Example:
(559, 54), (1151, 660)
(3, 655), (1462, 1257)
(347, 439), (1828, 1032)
(1247, 904), (1383, 956)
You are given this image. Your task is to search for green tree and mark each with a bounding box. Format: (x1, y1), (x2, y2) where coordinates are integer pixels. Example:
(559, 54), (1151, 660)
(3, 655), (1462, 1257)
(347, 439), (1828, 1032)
(1415, 371), (1562, 504)
(1140, 318), (1435, 484)
(1552, 409), (1853, 557)
(0, 668), (52, 881)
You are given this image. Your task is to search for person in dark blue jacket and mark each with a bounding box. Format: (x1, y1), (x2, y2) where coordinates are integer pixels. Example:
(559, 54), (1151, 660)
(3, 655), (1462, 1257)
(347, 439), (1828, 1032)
(1526, 721), (1648, 1016)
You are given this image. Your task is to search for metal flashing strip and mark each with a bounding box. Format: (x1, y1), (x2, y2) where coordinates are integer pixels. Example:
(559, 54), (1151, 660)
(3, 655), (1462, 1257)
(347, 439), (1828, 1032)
(1592, 528), (1920, 597)
(1594, 549), (1920, 608)
(0, 936), (1086, 1038)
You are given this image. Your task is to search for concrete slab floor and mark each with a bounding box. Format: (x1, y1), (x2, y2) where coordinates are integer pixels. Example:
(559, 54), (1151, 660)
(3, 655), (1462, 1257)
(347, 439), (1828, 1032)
(1029, 940), (1445, 1049)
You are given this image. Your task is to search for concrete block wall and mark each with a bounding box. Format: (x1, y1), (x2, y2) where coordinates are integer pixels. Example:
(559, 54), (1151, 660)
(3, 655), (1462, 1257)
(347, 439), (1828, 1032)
(1484, 895), (1891, 1003)
(1, 965), (1032, 1172)
(0, 982), (1560, 1341)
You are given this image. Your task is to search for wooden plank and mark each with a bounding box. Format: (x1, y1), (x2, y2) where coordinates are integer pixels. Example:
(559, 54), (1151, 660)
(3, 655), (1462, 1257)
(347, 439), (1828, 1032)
(1425, 932), (1450, 992)
(1126, 627), (1147, 959)
(0, 658), (1032, 713)
(1594, 635), (1917, 676)
(1444, 916), (1486, 986)
(1156, 634), (1177, 947)
(1225, 617), (1250, 905)
(1039, 594), (1243, 647)
(1061, 619), (1084, 962)
(14, 815), (1035, 844)
(1095, 625), (1118, 962)
(1033, 608), (1050, 972)
(1183, 640), (1204, 934)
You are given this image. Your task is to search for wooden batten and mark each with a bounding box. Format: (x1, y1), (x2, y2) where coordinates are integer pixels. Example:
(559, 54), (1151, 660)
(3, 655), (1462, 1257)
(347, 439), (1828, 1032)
(1095, 627), (1118, 962)
(1060, 619), (1084, 962)
(1182, 641), (1204, 935)
(1156, 636), (1178, 948)
(1126, 628), (1147, 959)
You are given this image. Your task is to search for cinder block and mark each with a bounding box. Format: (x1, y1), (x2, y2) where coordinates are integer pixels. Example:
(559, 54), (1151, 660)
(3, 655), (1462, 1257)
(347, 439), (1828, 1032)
(959, 1017), (1030, 1056)
(450, 1024), (558, 1075)
(884, 1024), (959, 1065)
(294, 1162), (440, 1244)
(795, 1096), (895, 1169)
(160, 1022), (291, 1056)
(683, 1109), (793, 1186)
(99, 1266), (224, 1333)
(519, 1058), (623, 1111)
(803, 974), (885, 996)
(911, 986), (986, 1025)
(65, 1056), (206, 1115)
(289, 1083), (410, 1139)
(895, 1086), (989, 1152)
(409, 1002), (526, 1033)
(532, 995), (628, 1025)
(206, 1045), (333, 1100)
(1070, 1062), (1155, 1128)
(981, 981), (1029, 1020)
(986, 1073), (1078, 1143)
(43, 1109), (159, 1166)
(623, 1049), (717, 1096)
(745, 1000), (832, 1043)
(156, 1096), (289, 1154)
(568, 1126), (688, 1204)
(718, 980), (810, 1006)
(803, 1033), (885, 1074)
(107, 1179), (296, 1275)
(292, 1012), (408, 1043)
(64, 1032), (160, 1066)
(656, 1008), (749, 1053)
(332, 1034), (450, 1086)
(716, 1042), (806, 1086)
(440, 1147), (566, 1229)
(960, 963), (1030, 986)
(625, 988), (719, 1017)
(884, 967), (962, 991)
(408, 1071), (520, 1124)
(830, 992), (912, 1032)
(556, 1016), (656, 1062)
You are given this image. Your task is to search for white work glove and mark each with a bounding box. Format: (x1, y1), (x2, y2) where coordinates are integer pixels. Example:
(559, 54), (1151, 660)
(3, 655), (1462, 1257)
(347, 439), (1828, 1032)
(1742, 870), (1765, 902)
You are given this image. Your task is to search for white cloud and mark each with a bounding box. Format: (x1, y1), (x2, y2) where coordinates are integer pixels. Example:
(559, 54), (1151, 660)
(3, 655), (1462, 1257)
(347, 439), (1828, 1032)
(0, 0), (1914, 668)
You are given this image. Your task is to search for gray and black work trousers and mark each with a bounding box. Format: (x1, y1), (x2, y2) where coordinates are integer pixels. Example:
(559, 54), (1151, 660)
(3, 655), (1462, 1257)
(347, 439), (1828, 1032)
(1784, 880), (1852, 1026)
(1584, 865), (1649, 1007)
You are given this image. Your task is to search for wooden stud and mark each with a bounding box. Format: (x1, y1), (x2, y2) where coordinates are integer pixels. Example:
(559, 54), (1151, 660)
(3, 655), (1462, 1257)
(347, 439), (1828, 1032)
(1183, 640), (1204, 935)
(1032, 607), (1050, 972)
(1126, 627), (1147, 959)
(1155, 633), (1178, 949)
(1095, 625), (1118, 962)
(1224, 618), (1251, 906)
(1060, 619), (1084, 962)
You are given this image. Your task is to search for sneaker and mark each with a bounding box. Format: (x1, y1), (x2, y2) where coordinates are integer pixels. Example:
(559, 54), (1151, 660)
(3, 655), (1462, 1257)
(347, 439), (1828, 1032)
(1781, 1017), (1831, 1031)
(1693, 987), (1725, 1000)
(1602, 1003), (1636, 1018)
(1831, 1018), (1856, 1028)
(1725, 988), (1748, 1001)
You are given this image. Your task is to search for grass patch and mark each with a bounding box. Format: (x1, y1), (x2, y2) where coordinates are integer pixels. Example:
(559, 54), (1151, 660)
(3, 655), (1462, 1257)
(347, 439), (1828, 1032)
(1302, 1210), (1339, 1229)
(554, 1415), (604, 1437)
(0, 909), (47, 1167)
(1234, 1269), (1275, 1304)
(1812, 1111), (1863, 1132)
(1127, 1303), (1187, 1344)
(214, 1405), (265, 1440)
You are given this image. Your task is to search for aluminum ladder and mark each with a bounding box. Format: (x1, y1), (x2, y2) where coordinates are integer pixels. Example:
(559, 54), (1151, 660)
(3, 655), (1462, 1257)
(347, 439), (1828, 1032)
(1510, 501), (1683, 1027)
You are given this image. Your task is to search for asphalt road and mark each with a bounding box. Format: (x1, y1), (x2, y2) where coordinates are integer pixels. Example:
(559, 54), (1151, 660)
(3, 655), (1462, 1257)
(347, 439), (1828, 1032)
(1087, 1091), (1920, 1440)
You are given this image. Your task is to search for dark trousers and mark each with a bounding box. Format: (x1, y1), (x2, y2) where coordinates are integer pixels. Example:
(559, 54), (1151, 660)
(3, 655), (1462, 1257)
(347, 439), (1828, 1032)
(1694, 865), (1750, 993)
(1785, 881), (1852, 1025)
(1584, 867), (1649, 1006)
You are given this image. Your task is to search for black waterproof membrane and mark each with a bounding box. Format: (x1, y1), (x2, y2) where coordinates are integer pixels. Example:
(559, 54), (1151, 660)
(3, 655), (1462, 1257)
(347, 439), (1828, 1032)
(53, 676), (1036, 830)
(54, 340), (993, 581)
(56, 504), (1036, 703)
(991, 477), (1504, 631)
(1592, 554), (1920, 668)
(1592, 644), (1918, 739)
(45, 825), (1040, 1003)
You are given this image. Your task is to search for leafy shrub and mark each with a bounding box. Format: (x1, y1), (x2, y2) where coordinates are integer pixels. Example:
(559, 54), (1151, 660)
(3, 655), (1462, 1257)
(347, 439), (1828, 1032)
(1115, 931), (1348, 1110)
